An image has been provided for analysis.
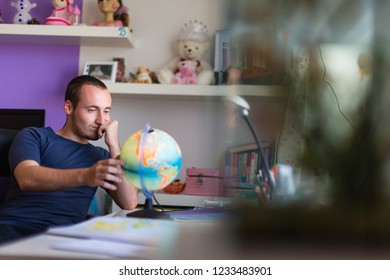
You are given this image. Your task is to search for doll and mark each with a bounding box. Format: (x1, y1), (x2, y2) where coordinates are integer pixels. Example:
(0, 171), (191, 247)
(94, 0), (129, 27)
(45, 0), (75, 26)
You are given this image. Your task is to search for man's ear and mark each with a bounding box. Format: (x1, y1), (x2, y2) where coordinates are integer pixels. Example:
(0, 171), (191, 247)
(64, 100), (73, 115)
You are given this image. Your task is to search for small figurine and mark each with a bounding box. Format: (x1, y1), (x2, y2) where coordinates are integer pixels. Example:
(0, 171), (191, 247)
(94, 0), (130, 27)
(226, 66), (242, 85)
(45, 0), (77, 26)
(11, 0), (37, 24)
(27, 18), (41, 25)
(116, 63), (126, 82)
(132, 66), (153, 84)
(72, 4), (81, 26)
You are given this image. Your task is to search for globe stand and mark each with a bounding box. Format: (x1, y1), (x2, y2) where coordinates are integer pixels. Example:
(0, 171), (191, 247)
(126, 197), (172, 220)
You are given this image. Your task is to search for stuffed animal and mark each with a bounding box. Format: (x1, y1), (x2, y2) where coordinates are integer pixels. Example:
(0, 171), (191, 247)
(172, 60), (199, 85)
(11, 0), (37, 24)
(45, 0), (76, 26)
(132, 66), (153, 84)
(157, 20), (214, 85)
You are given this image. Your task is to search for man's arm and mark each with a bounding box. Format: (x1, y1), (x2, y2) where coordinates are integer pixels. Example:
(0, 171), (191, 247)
(99, 120), (139, 210)
(14, 158), (126, 193)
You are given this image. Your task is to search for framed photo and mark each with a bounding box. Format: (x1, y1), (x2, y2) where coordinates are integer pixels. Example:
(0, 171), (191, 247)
(83, 61), (118, 83)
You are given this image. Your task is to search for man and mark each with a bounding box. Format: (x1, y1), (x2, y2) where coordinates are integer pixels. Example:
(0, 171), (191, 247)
(0, 75), (138, 244)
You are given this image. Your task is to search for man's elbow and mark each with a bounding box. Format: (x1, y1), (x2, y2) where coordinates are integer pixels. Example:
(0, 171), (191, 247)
(121, 196), (138, 210)
(17, 177), (37, 192)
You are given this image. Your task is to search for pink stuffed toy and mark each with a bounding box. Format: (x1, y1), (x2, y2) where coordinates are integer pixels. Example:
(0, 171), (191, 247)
(172, 60), (199, 85)
(45, 0), (76, 26)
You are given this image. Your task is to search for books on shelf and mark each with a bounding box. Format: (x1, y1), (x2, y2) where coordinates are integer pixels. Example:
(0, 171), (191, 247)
(223, 140), (276, 201)
(213, 25), (288, 86)
(214, 29), (231, 73)
(224, 140), (276, 188)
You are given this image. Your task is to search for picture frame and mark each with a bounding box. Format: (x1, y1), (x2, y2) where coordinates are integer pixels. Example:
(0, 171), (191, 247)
(83, 61), (118, 83)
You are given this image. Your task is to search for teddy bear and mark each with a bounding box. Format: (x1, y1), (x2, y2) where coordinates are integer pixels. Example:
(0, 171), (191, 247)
(157, 20), (214, 85)
(172, 60), (199, 85)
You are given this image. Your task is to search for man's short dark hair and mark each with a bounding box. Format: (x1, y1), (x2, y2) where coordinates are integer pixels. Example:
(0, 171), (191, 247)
(65, 75), (108, 108)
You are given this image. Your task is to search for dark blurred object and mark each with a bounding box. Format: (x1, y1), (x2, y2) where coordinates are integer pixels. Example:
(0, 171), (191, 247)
(226, 0), (288, 85)
(27, 18), (40, 25)
(225, 0), (390, 254)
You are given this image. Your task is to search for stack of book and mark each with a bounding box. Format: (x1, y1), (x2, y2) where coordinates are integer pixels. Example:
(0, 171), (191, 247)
(224, 141), (276, 199)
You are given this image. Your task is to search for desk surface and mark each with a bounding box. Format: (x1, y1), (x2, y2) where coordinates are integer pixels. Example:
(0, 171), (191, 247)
(111, 192), (256, 212)
(2, 209), (387, 260)
(0, 210), (227, 260)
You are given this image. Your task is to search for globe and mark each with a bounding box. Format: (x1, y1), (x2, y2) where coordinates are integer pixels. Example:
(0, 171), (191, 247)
(120, 126), (182, 193)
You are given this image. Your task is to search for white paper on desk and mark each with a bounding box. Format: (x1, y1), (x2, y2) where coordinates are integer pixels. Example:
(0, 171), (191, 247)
(51, 239), (154, 258)
(46, 216), (178, 247)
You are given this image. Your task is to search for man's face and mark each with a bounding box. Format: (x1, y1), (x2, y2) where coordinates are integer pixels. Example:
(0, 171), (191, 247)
(70, 84), (112, 142)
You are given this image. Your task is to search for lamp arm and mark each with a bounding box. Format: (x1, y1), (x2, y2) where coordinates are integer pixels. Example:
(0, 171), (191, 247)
(242, 114), (276, 199)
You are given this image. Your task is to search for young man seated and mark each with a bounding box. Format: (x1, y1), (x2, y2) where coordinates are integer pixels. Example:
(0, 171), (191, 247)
(0, 75), (138, 245)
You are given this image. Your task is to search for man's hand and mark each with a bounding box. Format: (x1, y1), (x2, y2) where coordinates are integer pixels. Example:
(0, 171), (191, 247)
(98, 120), (119, 147)
(98, 120), (122, 159)
(85, 158), (125, 191)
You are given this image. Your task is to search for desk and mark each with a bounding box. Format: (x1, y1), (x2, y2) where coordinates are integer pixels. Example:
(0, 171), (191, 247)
(0, 210), (230, 260)
(2, 209), (387, 260)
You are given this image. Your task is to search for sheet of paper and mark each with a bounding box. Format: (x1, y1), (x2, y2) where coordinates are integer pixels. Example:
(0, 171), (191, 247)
(47, 216), (178, 247)
(51, 239), (154, 258)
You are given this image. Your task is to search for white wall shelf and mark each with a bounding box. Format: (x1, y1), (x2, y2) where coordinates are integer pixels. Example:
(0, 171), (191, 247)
(106, 83), (288, 98)
(0, 24), (135, 48)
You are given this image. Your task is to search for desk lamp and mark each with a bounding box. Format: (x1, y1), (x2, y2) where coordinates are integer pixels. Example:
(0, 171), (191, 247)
(225, 95), (276, 200)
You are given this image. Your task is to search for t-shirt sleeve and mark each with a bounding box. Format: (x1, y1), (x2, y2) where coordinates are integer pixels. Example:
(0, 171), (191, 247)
(98, 147), (110, 160)
(8, 127), (42, 173)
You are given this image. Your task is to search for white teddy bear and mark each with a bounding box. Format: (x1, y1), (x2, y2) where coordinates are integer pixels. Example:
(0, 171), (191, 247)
(157, 20), (215, 85)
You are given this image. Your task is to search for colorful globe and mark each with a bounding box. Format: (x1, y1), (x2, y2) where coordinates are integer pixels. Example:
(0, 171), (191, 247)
(120, 127), (182, 192)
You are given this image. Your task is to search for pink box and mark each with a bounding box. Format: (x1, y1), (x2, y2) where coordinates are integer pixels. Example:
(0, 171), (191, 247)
(184, 168), (225, 196)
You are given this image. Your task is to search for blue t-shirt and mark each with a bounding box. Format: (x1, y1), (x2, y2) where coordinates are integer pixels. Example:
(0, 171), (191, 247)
(0, 127), (109, 231)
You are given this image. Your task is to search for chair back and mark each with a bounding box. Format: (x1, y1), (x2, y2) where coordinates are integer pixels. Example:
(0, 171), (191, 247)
(0, 128), (18, 203)
(0, 128), (18, 177)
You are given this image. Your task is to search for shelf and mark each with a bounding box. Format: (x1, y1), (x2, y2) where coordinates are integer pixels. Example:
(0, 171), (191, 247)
(0, 24), (135, 48)
(106, 83), (287, 98)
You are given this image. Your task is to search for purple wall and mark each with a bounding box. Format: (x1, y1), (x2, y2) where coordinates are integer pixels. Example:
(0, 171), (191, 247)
(0, 0), (83, 130)
(0, 44), (79, 130)
(0, 1), (84, 195)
